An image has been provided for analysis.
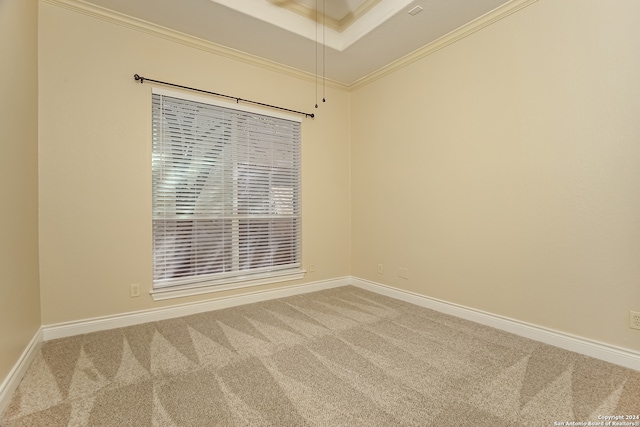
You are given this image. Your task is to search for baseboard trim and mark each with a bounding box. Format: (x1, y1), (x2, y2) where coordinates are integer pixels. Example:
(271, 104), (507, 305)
(35, 276), (640, 371)
(0, 328), (43, 415)
(351, 277), (640, 372)
(42, 277), (350, 341)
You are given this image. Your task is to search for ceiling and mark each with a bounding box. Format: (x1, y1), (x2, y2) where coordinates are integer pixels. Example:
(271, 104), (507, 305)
(80, 0), (514, 85)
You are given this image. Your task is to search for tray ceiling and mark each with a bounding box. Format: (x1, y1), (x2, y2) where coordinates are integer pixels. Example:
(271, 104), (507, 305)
(78, 0), (516, 85)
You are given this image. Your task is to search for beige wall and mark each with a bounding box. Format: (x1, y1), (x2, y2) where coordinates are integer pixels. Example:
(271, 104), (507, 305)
(0, 0), (41, 382)
(32, 0), (640, 355)
(351, 0), (640, 351)
(38, 3), (351, 324)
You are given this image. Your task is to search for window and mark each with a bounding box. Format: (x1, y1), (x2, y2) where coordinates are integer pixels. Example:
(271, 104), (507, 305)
(151, 89), (302, 298)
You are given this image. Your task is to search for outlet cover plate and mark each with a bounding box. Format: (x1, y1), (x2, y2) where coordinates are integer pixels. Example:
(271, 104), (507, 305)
(130, 284), (141, 298)
(631, 311), (640, 330)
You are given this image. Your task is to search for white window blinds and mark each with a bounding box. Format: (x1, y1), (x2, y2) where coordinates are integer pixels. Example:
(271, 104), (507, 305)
(152, 91), (301, 290)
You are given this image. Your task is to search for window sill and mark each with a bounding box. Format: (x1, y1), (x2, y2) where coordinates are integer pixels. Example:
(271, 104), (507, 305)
(150, 269), (306, 301)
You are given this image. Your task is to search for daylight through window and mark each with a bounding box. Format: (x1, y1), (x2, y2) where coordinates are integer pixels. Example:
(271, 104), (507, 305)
(151, 90), (301, 291)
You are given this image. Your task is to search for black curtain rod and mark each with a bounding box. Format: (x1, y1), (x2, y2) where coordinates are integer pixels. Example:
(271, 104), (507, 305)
(133, 74), (314, 119)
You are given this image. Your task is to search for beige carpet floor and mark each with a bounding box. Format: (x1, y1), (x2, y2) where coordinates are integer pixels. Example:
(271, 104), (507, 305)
(2, 286), (639, 426)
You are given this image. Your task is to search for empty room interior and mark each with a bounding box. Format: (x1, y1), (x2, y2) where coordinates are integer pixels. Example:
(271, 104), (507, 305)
(2, 0), (640, 425)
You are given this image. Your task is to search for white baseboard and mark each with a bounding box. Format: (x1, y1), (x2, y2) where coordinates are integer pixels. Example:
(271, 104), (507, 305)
(7, 276), (637, 412)
(351, 277), (640, 372)
(42, 277), (350, 341)
(0, 328), (43, 415)
(36, 275), (640, 372)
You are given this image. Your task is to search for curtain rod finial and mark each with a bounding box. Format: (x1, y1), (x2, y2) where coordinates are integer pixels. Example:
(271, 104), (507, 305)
(134, 74), (144, 83)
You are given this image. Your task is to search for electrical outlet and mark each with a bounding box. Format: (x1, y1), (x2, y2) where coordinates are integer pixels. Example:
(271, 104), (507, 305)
(630, 311), (640, 330)
(377, 264), (384, 274)
(130, 284), (140, 298)
(398, 267), (409, 279)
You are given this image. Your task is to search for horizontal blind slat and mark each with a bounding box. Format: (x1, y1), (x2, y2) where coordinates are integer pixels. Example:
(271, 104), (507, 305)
(152, 93), (301, 288)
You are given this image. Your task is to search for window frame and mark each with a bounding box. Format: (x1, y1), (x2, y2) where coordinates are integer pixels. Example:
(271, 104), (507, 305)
(150, 88), (304, 301)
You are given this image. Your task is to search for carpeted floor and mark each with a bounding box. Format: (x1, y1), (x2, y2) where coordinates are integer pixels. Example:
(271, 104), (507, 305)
(2, 286), (639, 426)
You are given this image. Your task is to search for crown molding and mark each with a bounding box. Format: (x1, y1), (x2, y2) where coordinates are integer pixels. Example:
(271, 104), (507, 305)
(341, 0), (384, 31)
(42, 0), (537, 92)
(348, 0), (539, 90)
(266, 0), (383, 33)
(41, 0), (349, 92)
